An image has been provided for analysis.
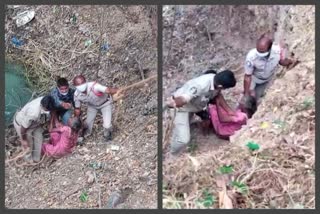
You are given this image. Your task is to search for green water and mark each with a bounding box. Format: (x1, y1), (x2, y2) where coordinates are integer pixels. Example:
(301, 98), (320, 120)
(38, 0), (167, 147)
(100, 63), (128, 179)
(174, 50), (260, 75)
(5, 63), (33, 126)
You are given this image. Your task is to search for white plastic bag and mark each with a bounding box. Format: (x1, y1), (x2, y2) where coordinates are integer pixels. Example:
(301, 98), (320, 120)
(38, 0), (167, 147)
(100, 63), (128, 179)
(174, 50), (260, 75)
(13, 10), (35, 27)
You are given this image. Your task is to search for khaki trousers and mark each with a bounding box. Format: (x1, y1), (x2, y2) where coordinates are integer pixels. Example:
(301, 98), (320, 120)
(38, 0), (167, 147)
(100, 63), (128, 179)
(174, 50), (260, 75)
(170, 111), (192, 154)
(13, 119), (44, 162)
(85, 99), (113, 135)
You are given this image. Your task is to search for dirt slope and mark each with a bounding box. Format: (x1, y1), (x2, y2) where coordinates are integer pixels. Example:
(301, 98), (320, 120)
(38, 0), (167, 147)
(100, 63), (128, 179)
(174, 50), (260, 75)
(163, 5), (315, 209)
(5, 5), (157, 209)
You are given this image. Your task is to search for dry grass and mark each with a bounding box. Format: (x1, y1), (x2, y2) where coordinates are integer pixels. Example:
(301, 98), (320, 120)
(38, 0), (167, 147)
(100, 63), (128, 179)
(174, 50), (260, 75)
(163, 128), (315, 209)
(5, 5), (158, 209)
(162, 5), (315, 209)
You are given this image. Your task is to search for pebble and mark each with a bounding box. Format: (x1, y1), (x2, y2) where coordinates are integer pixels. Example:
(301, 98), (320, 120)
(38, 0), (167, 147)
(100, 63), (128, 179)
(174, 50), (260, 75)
(86, 171), (95, 184)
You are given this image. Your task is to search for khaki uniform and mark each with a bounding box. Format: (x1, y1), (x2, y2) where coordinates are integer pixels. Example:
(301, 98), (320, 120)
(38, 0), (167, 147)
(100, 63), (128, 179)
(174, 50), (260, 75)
(244, 44), (285, 101)
(74, 82), (112, 136)
(13, 96), (48, 162)
(170, 74), (219, 153)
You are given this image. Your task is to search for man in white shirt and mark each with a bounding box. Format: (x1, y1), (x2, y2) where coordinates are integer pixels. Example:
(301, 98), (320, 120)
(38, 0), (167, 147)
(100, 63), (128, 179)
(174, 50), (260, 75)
(13, 95), (55, 162)
(165, 70), (237, 154)
(242, 34), (299, 105)
(73, 75), (118, 141)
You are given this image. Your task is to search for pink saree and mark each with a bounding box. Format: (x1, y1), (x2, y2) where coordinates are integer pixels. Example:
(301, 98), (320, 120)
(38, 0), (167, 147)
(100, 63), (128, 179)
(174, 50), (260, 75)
(42, 126), (77, 158)
(208, 104), (247, 137)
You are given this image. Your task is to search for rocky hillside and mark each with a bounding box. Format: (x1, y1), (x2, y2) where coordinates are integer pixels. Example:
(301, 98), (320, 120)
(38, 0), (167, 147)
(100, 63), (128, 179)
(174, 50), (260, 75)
(5, 5), (157, 209)
(163, 5), (315, 209)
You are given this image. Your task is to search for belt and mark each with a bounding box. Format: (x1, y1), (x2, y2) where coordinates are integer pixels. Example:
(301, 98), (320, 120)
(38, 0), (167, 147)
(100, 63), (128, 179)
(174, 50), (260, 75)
(254, 74), (274, 81)
(93, 96), (110, 107)
(101, 97), (110, 106)
(14, 113), (42, 129)
(14, 115), (21, 126)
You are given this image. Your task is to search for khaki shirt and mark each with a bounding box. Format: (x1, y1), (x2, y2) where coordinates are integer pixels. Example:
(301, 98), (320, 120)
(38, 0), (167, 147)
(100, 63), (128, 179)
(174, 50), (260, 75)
(15, 96), (48, 129)
(74, 81), (110, 108)
(173, 74), (219, 112)
(244, 44), (284, 84)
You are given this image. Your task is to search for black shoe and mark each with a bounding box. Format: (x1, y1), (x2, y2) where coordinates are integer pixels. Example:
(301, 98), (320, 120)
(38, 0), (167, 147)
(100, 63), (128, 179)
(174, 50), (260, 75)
(104, 133), (112, 141)
(103, 128), (113, 141)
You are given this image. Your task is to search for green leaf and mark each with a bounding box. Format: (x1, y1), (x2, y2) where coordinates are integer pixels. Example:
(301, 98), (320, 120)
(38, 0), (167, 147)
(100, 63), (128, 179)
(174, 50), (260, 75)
(231, 181), (248, 195)
(196, 189), (215, 208)
(218, 165), (234, 174)
(272, 120), (286, 128)
(302, 97), (315, 109)
(202, 189), (210, 197)
(80, 191), (88, 202)
(203, 198), (214, 207)
(84, 39), (92, 47)
(89, 162), (103, 170)
(246, 141), (260, 151)
(71, 14), (77, 24)
(187, 142), (198, 154)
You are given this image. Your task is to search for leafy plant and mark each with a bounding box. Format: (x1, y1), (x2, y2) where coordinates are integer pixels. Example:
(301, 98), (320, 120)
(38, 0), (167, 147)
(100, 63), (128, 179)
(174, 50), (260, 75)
(301, 97), (315, 110)
(71, 14), (77, 24)
(196, 189), (215, 208)
(272, 119), (286, 129)
(187, 142), (198, 154)
(88, 162), (103, 170)
(218, 165), (234, 174)
(246, 141), (260, 151)
(231, 181), (248, 195)
(80, 191), (88, 202)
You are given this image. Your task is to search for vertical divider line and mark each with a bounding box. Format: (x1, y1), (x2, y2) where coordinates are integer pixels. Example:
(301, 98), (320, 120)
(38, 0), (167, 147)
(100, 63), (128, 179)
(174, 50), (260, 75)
(315, 1), (319, 210)
(157, 3), (163, 210)
(0, 3), (5, 211)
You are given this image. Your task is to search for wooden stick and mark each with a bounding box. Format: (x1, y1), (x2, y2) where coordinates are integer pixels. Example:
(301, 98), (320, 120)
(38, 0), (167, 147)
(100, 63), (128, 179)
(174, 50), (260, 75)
(113, 75), (156, 101)
(163, 108), (176, 150)
(6, 149), (30, 163)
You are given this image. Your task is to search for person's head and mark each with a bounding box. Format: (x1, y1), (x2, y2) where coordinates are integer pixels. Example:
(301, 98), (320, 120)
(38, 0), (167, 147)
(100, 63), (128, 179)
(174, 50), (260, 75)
(57, 77), (69, 95)
(73, 75), (87, 93)
(256, 34), (273, 59)
(239, 95), (257, 118)
(68, 117), (82, 133)
(214, 70), (236, 90)
(40, 95), (55, 113)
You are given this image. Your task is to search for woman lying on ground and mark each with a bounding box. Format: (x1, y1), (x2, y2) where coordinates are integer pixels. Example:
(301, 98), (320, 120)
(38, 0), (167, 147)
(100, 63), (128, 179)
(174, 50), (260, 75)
(41, 112), (82, 159)
(208, 99), (247, 140)
(197, 93), (256, 140)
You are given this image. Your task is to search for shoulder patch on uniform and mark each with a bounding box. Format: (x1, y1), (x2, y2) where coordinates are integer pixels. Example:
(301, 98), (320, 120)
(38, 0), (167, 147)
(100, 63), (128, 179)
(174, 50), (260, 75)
(189, 87), (197, 95)
(246, 60), (253, 68)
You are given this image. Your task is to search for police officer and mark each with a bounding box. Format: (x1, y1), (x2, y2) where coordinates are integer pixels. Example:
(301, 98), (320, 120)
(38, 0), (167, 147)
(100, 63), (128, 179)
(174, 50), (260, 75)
(165, 70), (237, 155)
(73, 75), (118, 141)
(242, 34), (299, 105)
(13, 95), (55, 162)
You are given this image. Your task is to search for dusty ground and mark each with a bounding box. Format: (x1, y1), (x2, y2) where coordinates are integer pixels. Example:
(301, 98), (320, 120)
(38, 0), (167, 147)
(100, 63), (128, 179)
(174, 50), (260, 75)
(5, 5), (157, 209)
(163, 5), (315, 209)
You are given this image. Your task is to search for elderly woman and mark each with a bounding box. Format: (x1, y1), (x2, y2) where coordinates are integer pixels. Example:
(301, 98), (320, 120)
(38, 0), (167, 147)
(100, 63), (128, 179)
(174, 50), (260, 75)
(41, 114), (82, 159)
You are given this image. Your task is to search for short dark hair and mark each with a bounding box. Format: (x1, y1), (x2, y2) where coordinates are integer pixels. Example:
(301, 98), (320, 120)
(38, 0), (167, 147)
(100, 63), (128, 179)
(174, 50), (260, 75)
(214, 70), (236, 89)
(243, 95), (257, 118)
(40, 95), (55, 111)
(203, 69), (217, 75)
(70, 117), (82, 132)
(57, 78), (69, 87)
